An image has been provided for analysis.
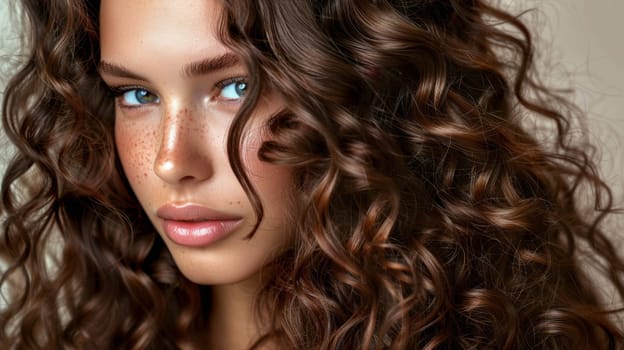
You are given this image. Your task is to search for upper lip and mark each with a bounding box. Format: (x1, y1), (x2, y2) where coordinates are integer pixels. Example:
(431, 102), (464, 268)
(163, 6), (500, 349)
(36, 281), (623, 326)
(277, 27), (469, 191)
(156, 203), (242, 222)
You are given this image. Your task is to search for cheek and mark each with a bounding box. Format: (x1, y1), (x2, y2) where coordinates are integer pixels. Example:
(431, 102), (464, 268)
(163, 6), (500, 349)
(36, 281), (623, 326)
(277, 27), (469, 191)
(242, 127), (294, 218)
(242, 99), (295, 219)
(115, 117), (158, 186)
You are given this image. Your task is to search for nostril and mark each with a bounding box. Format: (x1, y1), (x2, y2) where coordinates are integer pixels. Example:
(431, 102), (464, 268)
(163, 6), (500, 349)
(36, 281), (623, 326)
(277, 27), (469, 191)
(179, 175), (196, 183)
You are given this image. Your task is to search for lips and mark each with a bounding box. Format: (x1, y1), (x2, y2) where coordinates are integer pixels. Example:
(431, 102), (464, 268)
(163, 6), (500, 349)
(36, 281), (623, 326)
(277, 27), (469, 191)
(156, 204), (243, 247)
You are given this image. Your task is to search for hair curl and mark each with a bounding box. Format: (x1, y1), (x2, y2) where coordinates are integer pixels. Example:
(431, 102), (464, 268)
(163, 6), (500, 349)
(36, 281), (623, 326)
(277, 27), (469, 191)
(1, 0), (623, 349)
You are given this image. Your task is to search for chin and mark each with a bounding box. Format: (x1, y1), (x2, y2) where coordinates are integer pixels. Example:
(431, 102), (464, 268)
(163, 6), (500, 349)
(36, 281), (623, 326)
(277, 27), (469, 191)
(169, 249), (266, 287)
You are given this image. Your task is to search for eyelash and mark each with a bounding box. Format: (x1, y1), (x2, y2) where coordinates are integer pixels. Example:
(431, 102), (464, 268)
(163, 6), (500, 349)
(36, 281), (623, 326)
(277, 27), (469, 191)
(109, 76), (249, 109)
(215, 77), (246, 91)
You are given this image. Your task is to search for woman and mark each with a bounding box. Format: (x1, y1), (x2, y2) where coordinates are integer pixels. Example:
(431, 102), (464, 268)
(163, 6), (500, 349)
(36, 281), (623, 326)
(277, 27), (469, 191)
(1, 0), (623, 348)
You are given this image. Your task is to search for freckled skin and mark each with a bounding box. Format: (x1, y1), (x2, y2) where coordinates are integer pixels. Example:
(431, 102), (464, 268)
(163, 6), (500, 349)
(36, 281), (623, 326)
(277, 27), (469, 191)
(99, 0), (294, 289)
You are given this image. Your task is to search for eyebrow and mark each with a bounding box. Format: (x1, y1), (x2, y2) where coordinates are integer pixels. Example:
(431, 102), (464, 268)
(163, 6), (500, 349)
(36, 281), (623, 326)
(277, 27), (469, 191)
(98, 53), (241, 80)
(182, 53), (241, 78)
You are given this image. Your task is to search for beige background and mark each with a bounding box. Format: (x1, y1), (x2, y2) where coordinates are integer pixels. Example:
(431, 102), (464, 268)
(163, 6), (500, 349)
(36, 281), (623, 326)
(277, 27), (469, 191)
(1, 1), (623, 196)
(521, 0), (624, 201)
(0, 0), (19, 169)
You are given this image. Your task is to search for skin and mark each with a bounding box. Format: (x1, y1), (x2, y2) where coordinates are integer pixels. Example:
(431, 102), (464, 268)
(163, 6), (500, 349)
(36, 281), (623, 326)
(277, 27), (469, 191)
(99, 0), (292, 348)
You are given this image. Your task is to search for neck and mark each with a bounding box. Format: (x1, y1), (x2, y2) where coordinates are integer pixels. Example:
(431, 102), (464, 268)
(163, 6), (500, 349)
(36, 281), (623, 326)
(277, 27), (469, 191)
(204, 275), (268, 350)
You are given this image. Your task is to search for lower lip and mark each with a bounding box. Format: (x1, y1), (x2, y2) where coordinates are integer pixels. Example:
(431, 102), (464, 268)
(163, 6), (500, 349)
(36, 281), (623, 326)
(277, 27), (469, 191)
(162, 219), (242, 247)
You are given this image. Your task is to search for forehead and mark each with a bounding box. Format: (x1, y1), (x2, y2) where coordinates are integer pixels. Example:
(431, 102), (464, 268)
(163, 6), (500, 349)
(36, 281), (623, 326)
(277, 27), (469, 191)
(99, 0), (226, 61)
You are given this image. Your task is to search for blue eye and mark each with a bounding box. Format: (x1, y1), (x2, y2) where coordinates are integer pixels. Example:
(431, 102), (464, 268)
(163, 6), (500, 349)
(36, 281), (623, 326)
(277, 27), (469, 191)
(119, 88), (159, 106)
(218, 78), (247, 101)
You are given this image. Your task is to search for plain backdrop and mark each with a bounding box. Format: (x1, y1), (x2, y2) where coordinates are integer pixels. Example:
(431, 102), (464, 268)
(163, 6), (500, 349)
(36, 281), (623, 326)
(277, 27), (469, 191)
(0, 1), (622, 199)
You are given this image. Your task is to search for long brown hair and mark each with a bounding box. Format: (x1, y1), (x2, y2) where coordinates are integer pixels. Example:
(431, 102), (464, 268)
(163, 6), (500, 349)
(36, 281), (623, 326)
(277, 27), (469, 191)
(2, 0), (623, 349)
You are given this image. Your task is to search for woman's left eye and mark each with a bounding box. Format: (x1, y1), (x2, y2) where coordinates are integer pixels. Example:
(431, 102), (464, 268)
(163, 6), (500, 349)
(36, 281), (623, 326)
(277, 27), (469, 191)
(217, 78), (248, 101)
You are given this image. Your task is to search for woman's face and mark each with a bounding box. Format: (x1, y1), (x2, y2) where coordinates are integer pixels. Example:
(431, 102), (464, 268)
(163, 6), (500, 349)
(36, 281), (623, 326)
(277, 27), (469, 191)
(99, 0), (293, 286)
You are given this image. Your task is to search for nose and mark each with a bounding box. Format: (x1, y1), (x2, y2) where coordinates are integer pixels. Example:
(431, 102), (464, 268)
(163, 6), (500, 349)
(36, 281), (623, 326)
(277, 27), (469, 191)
(154, 104), (214, 185)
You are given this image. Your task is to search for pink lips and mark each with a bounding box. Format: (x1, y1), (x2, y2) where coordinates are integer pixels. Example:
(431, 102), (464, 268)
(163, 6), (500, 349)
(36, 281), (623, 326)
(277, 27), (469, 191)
(156, 204), (242, 247)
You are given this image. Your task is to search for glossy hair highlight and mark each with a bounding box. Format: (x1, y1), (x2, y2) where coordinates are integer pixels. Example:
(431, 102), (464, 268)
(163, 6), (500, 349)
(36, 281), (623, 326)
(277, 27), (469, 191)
(221, 0), (624, 348)
(1, 0), (623, 349)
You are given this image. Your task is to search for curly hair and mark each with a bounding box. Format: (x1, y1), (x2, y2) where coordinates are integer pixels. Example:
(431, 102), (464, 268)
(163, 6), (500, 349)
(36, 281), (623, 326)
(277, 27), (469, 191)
(1, 0), (623, 349)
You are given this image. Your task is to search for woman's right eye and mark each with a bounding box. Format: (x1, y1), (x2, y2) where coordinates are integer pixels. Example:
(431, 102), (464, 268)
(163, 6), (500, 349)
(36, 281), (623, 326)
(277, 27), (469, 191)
(115, 88), (160, 107)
